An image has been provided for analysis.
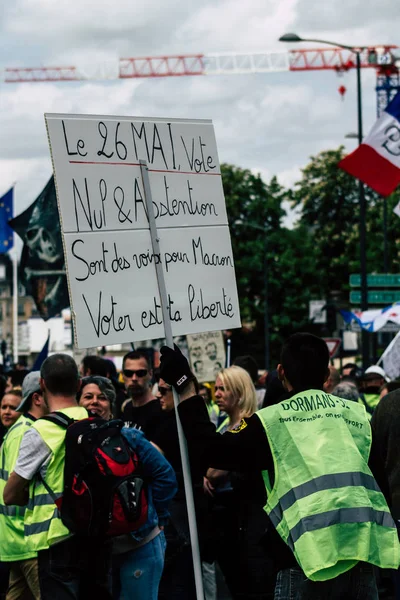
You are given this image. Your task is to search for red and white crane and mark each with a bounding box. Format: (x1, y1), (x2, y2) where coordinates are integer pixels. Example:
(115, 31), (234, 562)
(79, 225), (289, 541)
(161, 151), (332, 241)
(3, 46), (399, 114)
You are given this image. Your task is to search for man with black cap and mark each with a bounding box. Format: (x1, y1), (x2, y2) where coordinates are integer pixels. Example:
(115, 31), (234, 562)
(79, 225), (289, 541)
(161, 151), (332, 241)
(0, 371), (47, 600)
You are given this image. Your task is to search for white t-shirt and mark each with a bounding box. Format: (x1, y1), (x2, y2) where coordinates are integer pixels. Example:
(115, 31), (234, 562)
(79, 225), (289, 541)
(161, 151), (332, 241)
(14, 428), (52, 480)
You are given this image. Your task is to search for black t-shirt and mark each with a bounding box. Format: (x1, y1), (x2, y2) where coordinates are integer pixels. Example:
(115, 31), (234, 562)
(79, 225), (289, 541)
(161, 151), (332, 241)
(152, 409), (205, 490)
(122, 398), (167, 441)
(151, 408), (209, 550)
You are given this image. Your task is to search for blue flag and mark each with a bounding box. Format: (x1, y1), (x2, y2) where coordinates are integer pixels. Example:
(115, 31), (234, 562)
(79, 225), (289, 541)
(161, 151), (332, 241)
(0, 188), (14, 253)
(31, 333), (50, 371)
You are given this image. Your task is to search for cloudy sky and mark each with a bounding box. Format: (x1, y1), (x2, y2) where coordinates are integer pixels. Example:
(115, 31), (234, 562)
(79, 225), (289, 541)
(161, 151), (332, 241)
(0, 0), (399, 228)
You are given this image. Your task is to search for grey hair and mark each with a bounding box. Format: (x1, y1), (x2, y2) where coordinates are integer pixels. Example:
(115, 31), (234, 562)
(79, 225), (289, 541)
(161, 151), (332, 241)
(332, 383), (360, 403)
(79, 375), (116, 413)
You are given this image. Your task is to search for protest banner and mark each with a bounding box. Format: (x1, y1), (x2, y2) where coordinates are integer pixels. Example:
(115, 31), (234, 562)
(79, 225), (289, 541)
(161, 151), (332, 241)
(187, 330), (226, 382)
(45, 114), (240, 349)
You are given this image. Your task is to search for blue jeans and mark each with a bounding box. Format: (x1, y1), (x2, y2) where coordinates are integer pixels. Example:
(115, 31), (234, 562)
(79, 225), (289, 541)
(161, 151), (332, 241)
(274, 563), (378, 600)
(112, 531), (166, 600)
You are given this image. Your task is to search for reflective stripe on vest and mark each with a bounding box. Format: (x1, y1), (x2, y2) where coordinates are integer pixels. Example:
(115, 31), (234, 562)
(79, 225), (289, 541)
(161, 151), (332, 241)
(0, 469), (9, 481)
(257, 390), (400, 581)
(25, 508), (59, 536)
(27, 492), (62, 510)
(0, 504), (25, 517)
(289, 506), (395, 549)
(269, 471), (381, 529)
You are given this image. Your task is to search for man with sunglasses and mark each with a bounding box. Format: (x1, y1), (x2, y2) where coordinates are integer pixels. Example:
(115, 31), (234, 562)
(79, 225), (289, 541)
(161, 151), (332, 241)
(121, 351), (166, 440)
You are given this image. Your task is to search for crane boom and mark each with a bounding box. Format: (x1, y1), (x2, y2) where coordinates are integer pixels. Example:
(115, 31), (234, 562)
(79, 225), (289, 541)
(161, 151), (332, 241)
(3, 46), (398, 83)
(288, 46), (398, 71)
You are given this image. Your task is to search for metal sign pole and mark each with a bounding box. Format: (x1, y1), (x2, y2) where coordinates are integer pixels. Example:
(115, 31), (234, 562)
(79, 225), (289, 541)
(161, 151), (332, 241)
(139, 160), (204, 600)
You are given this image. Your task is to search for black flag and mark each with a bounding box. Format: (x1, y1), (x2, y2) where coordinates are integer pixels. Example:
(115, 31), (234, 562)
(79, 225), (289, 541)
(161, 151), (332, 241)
(9, 176), (69, 320)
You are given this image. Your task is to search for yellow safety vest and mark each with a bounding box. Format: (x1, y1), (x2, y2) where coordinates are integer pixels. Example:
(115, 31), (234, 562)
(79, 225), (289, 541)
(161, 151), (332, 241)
(257, 390), (400, 581)
(24, 406), (87, 553)
(206, 402), (220, 425)
(363, 393), (380, 411)
(0, 415), (36, 561)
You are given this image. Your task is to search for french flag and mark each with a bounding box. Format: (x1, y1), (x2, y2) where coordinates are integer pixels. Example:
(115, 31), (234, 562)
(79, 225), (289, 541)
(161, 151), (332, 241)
(339, 91), (400, 197)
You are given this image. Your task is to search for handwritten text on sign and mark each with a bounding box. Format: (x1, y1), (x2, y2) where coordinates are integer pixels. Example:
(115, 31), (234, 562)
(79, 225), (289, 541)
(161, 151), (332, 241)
(45, 114), (240, 347)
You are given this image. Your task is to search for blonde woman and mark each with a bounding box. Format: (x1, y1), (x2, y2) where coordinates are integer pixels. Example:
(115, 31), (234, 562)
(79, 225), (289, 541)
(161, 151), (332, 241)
(206, 366), (257, 489)
(205, 366), (274, 599)
(213, 366), (257, 434)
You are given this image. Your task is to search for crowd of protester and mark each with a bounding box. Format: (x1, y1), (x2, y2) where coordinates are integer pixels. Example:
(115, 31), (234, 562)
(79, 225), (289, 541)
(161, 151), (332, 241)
(0, 341), (399, 599)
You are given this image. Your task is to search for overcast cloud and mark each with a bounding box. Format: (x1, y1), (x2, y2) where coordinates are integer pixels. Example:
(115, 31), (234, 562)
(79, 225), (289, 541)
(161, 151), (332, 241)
(0, 0), (399, 227)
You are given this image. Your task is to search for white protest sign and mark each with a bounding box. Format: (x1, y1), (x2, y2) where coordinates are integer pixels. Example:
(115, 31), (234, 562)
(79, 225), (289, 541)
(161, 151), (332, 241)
(45, 113), (241, 348)
(187, 330), (226, 383)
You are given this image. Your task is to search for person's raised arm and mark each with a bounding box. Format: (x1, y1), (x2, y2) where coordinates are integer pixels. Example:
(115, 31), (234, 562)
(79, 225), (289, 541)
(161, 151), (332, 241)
(159, 345), (272, 474)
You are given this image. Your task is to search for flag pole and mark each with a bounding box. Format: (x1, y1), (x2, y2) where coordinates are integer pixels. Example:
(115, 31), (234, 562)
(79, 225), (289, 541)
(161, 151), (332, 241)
(139, 160), (204, 600)
(12, 235), (18, 366)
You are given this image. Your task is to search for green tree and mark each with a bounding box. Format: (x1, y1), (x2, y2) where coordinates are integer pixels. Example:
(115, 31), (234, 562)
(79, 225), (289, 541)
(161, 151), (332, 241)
(221, 164), (320, 366)
(292, 146), (400, 307)
(221, 151), (400, 368)
(222, 164), (285, 322)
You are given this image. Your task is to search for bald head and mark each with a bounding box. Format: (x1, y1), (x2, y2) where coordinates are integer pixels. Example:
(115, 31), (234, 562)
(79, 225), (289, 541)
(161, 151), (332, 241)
(323, 366), (340, 394)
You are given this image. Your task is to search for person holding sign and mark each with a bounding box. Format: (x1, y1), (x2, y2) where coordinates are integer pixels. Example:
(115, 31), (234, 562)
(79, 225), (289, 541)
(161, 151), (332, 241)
(152, 379), (211, 600)
(159, 334), (400, 600)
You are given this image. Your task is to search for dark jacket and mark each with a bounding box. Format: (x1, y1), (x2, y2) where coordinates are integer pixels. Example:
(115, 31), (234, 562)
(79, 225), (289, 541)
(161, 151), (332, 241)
(371, 390), (400, 520)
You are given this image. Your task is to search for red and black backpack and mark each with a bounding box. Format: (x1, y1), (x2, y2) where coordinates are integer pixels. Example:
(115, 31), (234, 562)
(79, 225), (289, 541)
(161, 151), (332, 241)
(42, 412), (148, 537)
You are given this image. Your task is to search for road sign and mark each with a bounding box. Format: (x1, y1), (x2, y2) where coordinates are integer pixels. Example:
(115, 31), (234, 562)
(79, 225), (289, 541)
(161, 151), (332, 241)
(350, 291), (400, 304)
(309, 300), (326, 324)
(350, 274), (400, 288)
(323, 338), (341, 358)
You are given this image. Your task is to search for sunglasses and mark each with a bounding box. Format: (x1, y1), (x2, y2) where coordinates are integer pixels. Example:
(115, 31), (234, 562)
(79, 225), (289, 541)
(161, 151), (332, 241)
(158, 386), (172, 396)
(214, 385), (225, 392)
(123, 369), (148, 378)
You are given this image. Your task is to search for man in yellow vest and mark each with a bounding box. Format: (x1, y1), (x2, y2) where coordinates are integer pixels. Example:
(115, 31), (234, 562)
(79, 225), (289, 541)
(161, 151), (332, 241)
(3, 354), (111, 600)
(0, 371), (47, 600)
(159, 333), (400, 599)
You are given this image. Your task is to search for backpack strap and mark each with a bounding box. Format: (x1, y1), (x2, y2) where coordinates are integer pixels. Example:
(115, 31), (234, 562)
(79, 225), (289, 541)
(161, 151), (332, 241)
(36, 411), (75, 507)
(37, 471), (60, 507)
(41, 411), (75, 429)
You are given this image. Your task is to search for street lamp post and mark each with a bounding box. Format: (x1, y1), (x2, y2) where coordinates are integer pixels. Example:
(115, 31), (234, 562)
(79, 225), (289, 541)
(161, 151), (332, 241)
(279, 33), (370, 369)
